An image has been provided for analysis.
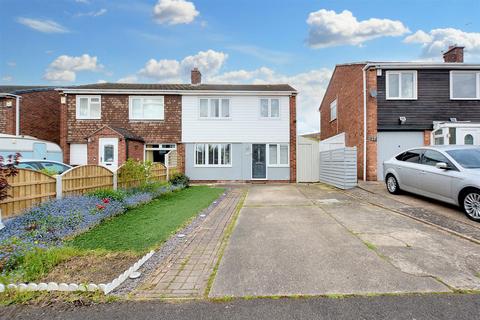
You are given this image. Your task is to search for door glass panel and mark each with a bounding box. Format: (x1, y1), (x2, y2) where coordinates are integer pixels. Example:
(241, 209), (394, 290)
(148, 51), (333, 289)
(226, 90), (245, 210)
(104, 145), (114, 162)
(252, 144), (266, 179)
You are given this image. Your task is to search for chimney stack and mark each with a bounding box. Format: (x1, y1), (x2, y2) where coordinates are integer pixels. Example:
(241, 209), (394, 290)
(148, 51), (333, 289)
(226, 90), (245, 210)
(191, 68), (202, 85)
(443, 45), (464, 63)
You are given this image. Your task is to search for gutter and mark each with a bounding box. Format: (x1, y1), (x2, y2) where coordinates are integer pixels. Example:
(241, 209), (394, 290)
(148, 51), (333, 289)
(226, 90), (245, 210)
(55, 88), (298, 96)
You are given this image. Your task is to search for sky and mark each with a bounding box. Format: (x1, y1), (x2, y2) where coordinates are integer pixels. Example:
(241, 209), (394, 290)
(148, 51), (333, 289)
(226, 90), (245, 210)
(1, 0), (480, 134)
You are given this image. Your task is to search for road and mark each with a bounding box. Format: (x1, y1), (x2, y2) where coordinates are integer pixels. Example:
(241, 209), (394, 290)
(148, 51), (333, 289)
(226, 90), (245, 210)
(2, 294), (479, 320)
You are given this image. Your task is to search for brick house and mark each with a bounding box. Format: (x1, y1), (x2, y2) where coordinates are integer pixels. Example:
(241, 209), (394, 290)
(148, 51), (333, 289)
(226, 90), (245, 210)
(57, 69), (298, 182)
(0, 86), (61, 144)
(319, 46), (480, 181)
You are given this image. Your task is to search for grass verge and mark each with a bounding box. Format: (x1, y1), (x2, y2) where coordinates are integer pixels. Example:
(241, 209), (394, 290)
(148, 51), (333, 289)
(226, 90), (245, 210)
(69, 186), (224, 252)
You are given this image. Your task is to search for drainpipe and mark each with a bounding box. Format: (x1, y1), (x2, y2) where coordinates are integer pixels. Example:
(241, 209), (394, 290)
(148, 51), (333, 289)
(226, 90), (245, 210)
(15, 96), (20, 136)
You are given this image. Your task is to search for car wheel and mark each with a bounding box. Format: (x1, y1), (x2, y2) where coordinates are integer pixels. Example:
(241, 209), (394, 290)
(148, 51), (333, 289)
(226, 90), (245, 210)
(462, 190), (480, 222)
(386, 174), (400, 195)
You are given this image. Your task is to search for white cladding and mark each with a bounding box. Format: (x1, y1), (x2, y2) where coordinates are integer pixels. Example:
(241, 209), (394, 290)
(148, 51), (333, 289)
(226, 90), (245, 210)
(181, 95), (290, 143)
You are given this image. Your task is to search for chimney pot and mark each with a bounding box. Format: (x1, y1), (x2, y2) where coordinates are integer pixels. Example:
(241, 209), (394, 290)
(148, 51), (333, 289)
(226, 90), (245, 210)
(191, 68), (202, 85)
(443, 45), (464, 63)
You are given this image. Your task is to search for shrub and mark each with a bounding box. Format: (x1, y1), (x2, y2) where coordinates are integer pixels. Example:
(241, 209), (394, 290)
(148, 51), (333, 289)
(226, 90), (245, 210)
(118, 159), (152, 187)
(87, 189), (127, 202)
(169, 173), (190, 187)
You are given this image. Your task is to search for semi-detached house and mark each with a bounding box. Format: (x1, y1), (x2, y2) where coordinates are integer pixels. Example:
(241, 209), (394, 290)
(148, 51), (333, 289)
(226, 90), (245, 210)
(58, 69), (298, 182)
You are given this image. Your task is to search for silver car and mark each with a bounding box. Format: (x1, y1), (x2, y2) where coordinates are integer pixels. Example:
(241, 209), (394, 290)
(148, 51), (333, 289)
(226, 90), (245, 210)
(383, 145), (480, 222)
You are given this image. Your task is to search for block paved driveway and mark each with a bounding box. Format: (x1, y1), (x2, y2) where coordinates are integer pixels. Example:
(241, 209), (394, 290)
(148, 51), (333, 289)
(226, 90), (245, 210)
(209, 184), (480, 298)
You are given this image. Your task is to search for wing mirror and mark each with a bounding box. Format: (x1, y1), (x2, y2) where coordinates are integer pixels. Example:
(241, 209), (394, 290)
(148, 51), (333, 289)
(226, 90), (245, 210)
(435, 162), (450, 170)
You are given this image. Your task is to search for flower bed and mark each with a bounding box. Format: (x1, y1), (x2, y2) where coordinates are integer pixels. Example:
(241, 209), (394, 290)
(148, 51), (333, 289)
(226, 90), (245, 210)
(0, 180), (187, 276)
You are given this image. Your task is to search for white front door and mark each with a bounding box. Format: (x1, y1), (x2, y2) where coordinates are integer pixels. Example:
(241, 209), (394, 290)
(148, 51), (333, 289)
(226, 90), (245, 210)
(99, 138), (118, 170)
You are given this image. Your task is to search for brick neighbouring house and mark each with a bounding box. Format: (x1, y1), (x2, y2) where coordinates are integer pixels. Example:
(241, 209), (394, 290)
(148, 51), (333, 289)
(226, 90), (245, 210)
(0, 86), (61, 144)
(319, 46), (480, 181)
(58, 69), (298, 182)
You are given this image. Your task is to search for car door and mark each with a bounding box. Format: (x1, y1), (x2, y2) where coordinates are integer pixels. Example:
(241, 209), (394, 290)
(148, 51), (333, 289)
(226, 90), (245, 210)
(419, 150), (459, 203)
(396, 149), (424, 192)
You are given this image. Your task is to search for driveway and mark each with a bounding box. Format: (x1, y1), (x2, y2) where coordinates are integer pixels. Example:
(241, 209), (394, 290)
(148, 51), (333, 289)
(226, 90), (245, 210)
(209, 184), (480, 298)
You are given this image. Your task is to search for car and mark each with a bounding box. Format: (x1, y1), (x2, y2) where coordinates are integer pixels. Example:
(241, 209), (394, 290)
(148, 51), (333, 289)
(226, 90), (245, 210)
(383, 145), (480, 222)
(16, 159), (72, 175)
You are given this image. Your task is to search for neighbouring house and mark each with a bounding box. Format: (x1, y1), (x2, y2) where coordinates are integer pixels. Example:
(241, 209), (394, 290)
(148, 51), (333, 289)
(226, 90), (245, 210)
(319, 46), (480, 181)
(0, 86), (61, 144)
(57, 69), (298, 181)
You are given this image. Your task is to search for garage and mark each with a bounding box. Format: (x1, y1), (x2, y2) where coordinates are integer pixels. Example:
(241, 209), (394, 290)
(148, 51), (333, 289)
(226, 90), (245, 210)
(376, 131), (424, 180)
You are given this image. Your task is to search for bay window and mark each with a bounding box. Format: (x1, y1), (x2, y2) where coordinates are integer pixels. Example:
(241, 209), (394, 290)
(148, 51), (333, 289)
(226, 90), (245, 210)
(129, 96), (164, 120)
(195, 144), (231, 166)
(268, 144), (289, 166)
(199, 98), (230, 119)
(76, 95), (101, 119)
(386, 71), (417, 100)
(450, 71), (480, 100)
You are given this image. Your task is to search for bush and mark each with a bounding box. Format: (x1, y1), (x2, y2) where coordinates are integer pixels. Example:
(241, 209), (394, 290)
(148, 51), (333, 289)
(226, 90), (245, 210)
(87, 189), (127, 202)
(118, 159), (152, 187)
(169, 173), (190, 187)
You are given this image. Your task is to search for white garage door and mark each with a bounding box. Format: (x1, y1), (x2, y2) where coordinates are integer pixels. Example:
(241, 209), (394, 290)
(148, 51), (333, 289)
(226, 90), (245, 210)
(70, 143), (88, 165)
(377, 131), (424, 181)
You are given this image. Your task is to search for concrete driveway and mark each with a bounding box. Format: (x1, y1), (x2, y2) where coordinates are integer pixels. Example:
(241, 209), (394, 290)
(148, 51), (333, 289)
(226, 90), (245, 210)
(209, 184), (480, 298)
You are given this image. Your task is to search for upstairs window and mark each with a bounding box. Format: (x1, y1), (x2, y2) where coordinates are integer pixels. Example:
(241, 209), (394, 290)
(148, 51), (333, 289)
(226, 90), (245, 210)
(260, 98), (280, 118)
(450, 71), (480, 100)
(386, 71), (417, 100)
(199, 98), (230, 119)
(330, 99), (337, 121)
(76, 96), (101, 119)
(129, 96), (164, 120)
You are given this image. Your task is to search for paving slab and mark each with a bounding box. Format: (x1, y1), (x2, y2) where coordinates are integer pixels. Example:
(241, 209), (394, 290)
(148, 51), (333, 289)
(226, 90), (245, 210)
(210, 185), (449, 297)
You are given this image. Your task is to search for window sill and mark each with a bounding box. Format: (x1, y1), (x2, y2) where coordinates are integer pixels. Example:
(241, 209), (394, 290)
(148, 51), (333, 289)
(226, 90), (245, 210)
(76, 118), (102, 120)
(449, 97), (480, 100)
(129, 119), (165, 121)
(268, 164), (290, 168)
(386, 97), (418, 100)
(198, 117), (231, 120)
(194, 164), (233, 168)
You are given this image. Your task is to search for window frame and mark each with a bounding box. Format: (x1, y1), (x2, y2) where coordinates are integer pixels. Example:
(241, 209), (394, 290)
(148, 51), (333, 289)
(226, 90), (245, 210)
(198, 98), (231, 120)
(330, 99), (337, 122)
(129, 96), (165, 120)
(449, 71), (480, 100)
(267, 143), (289, 167)
(385, 70), (418, 100)
(76, 95), (102, 119)
(259, 98), (281, 119)
(194, 143), (233, 167)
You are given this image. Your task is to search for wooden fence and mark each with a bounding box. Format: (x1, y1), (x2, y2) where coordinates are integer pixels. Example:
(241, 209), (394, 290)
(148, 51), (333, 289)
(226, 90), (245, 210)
(0, 169), (56, 219)
(0, 163), (176, 219)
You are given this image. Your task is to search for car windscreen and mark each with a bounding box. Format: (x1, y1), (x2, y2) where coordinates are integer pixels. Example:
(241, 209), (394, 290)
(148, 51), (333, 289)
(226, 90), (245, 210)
(446, 148), (480, 169)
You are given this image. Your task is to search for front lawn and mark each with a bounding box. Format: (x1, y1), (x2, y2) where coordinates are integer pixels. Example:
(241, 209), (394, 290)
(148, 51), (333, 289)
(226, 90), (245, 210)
(69, 186), (224, 252)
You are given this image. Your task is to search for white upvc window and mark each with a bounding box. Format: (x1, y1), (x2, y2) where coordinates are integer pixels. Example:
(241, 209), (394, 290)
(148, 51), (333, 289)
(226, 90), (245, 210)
(330, 99), (337, 121)
(450, 71), (480, 100)
(199, 98), (230, 119)
(268, 144), (289, 166)
(386, 70), (417, 100)
(76, 95), (101, 119)
(129, 96), (164, 120)
(260, 98), (280, 118)
(195, 143), (232, 167)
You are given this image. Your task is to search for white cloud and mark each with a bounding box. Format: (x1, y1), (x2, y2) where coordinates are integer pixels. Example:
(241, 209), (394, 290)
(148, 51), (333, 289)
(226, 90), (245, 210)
(404, 28), (480, 60)
(228, 45), (291, 64)
(306, 9), (409, 48)
(7, 61), (16, 67)
(76, 8), (107, 17)
(153, 0), (199, 25)
(17, 17), (69, 33)
(44, 54), (102, 82)
(75, 0), (90, 3)
(1, 75), (13, 82)
(117, 75), (138, 83)
(138, 50), (227, 81)
(97, 79), (107, 84)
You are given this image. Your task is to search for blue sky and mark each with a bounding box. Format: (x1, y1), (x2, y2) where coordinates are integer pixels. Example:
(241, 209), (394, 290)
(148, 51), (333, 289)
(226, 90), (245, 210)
(1, 0), (480, 133)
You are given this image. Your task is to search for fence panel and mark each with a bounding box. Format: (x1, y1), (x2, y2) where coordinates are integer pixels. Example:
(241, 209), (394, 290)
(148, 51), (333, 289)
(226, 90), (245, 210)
(61, 165), (114, 197)
(150, 163), (167, 182)
(0, 169), (56, 218)
(319, 147), (357, 189)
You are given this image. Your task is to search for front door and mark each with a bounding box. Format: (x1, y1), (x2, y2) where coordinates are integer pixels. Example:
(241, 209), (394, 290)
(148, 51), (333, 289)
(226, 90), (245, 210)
(252, 144), (266, 179)
(99, 138), (118, 170)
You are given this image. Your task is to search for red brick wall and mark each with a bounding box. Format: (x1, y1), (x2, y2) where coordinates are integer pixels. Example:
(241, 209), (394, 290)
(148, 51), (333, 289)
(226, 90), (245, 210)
(86, 127), (126, 165)
(0, 90), (60, 144)
(127, 140), (144, 161)
(319, 64), (366, 179)
(61, 94), (182, 170)
(289, 94), (297, 182)
(365, 69), (378, 181)
(423, 130), (432, 146)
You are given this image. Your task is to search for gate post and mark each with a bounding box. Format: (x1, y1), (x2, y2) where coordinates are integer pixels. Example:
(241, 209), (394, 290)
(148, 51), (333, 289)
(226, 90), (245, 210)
(56, 175), (63, 199)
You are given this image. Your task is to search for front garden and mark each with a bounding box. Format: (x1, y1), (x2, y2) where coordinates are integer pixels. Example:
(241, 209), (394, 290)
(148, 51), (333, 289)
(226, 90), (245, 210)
(0, 163), (224, 303)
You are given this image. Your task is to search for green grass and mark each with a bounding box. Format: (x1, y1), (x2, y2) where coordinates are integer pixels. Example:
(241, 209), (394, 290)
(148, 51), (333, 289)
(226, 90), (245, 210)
(69, 186), (224, 252)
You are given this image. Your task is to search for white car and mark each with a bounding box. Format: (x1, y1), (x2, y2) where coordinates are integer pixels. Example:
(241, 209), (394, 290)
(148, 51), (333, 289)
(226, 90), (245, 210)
(16, 159), (72, 174)
(383, 145), (480, 222)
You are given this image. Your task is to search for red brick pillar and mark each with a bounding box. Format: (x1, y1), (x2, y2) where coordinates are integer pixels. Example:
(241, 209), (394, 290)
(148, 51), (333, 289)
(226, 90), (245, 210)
(177, 143), (186, 174)
(365, 69), (378, 181)
(59, 94), (70, 164)
(423, 130), (432, 146)
(289, 94), (297, 183)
